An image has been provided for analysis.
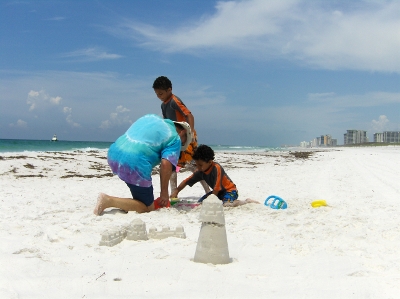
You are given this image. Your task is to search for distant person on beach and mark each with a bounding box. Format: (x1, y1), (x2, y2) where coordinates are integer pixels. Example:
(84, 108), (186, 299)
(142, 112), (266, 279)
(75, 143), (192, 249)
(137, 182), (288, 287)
(170, 144), (259, 207)
(152, 76), (210, 195)
(93, 114), (192, 215)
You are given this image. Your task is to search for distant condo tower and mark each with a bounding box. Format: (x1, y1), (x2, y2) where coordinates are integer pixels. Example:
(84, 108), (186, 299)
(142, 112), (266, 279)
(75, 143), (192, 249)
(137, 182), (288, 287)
(344, 130), (367, 145)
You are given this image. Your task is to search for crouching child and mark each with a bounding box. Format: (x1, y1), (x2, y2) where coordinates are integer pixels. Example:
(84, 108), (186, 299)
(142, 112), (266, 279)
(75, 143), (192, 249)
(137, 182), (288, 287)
(171, 144), (259, 207)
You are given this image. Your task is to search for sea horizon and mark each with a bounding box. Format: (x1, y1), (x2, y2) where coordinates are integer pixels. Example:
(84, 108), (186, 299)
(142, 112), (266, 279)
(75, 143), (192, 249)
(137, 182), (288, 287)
(0, 138), (285, 153)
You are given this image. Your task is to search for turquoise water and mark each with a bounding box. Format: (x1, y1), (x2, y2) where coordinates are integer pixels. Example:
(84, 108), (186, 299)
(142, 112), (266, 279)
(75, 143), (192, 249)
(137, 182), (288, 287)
(0, 139), (283, 153)
(0, 139), (112, 153)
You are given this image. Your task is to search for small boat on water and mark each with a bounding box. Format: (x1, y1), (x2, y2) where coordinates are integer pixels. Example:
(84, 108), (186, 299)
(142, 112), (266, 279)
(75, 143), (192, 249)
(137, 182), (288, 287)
(51, 134), (58, 141)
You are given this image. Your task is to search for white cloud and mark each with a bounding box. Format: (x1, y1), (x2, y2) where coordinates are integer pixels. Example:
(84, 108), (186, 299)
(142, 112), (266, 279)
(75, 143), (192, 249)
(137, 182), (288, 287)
(50, 96), (62, 105)
(116, 105), (130, 113)
(62, 47), (123, 61)
(9, 119), (27, 128)
(28, 90), (39, 97)
(66, 114), (80, 128)
(372, 115), (389, 132)
(27, 89), (62, 110)
(63, 107), (72, 114)
(100, 105), (132, 129)
(62, 107), (80, 127)
(114, 0), (400, 72)
(100, 120), (112, 129)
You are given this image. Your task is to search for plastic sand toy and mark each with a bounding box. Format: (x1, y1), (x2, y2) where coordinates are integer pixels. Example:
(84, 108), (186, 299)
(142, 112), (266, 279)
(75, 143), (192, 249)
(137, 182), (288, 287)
(264, 195), (287, 209)
(154, 197), (171, 210)
(311, 200), (327, 208)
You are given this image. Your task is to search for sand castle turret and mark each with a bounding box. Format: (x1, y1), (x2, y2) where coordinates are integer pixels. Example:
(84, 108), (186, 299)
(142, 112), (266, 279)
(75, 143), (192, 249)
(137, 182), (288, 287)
(126, 219), (148, 241)
(194, 194), (230, 264)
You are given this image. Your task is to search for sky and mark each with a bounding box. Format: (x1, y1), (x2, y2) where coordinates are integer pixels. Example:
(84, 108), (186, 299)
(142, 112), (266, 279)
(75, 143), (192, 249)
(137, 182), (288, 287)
(1, 0), (400, 147)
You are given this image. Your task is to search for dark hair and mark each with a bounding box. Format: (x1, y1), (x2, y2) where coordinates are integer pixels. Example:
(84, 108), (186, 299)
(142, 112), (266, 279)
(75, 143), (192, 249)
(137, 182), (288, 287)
(192, 144), (214, 162)
(174, 122), (184, 131)
(153, 76), (172, 90)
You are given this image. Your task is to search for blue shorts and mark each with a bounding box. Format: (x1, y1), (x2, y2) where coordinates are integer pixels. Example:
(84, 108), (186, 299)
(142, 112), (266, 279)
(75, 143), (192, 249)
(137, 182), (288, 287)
(198, 190), (239, 203)
(126, 183), (154, 207)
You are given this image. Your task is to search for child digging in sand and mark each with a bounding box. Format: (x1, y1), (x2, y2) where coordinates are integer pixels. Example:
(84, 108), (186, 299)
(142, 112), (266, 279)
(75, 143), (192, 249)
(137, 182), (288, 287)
(94, 114), (192, 215)
(170, 144), (259, 207)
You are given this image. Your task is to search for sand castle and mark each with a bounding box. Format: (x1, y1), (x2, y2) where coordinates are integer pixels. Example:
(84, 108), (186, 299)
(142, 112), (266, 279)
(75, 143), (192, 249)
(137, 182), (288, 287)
(99, 219), (186, 246)
(99, 229), (127, 247)
(148, 225), (186, 239)
(193, 194), (231, 264)
(126, 218), (148, 241)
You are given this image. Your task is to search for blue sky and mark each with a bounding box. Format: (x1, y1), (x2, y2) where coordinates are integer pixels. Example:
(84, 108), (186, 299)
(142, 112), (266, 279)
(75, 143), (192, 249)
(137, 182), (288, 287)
(1, 0), (400, 146)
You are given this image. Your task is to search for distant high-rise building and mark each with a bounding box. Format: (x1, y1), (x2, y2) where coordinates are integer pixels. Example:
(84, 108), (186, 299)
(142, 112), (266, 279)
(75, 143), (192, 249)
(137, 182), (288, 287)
(308, 134), (336, 147)
(344, 130), (367, 145)
(375, 131), (400, 143)
(383, 131), (400, 143)
(374, 133), (384, 142)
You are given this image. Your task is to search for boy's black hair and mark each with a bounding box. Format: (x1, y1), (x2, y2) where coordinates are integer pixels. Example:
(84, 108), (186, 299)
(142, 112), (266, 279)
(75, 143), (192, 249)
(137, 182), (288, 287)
(153, 76), (172, 90)
(192, 144), (215, 162)
(174, 122), (184, 131)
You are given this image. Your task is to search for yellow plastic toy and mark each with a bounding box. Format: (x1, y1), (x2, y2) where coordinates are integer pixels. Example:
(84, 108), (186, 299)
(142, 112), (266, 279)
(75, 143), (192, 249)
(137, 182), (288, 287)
(311, 200), (327, 208)
(170, 198), (180, 206)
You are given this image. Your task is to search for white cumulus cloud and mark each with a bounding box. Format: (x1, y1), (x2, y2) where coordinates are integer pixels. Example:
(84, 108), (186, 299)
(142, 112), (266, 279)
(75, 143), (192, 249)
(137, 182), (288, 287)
(27, 89), (62, 111)
(100, 105), (131, 129)
(9, 119), (27, 128)
(113, 0), (400, 72)
(372, 115), (389, 132)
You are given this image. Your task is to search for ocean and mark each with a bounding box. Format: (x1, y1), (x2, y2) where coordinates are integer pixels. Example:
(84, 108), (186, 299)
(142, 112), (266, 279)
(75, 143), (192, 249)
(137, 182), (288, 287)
(0, 139), (284, 153)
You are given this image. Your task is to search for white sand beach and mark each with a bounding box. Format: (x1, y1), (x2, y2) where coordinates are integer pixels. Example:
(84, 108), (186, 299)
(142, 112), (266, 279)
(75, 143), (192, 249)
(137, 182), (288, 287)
(1, 146), (400, 298)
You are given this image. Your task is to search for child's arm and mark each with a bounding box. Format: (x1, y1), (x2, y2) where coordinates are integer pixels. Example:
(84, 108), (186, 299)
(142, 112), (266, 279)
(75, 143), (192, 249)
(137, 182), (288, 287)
(185, 113), (195, 133)
(170, 180), (187, 198)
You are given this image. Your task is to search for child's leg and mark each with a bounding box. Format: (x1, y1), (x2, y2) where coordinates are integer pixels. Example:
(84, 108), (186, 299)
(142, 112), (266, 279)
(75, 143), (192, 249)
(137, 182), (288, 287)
(221, 191), (260, 207)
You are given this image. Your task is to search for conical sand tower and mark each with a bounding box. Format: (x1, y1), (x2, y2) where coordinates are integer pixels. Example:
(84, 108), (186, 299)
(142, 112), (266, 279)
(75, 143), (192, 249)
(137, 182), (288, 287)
(193, 194), (230, 264)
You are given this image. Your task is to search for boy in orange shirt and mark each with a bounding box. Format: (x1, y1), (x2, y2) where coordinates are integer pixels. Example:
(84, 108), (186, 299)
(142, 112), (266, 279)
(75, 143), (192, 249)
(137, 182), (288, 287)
(153, 76), (209, 194)
(171, 145), (260, 207)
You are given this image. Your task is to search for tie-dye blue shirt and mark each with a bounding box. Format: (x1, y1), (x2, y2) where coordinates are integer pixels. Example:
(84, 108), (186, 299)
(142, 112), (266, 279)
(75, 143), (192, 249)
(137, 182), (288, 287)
(107, 114), (181, 187)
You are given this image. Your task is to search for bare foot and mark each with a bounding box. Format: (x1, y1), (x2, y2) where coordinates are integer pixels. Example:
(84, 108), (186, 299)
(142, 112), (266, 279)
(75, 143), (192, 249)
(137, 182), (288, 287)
(93, 193), (110, 215)
(245, 198), (260, 204)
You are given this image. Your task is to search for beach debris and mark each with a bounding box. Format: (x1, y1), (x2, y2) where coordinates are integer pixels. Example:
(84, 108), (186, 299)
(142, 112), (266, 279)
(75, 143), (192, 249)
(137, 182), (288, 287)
(289, 151), (313, 159)
(99, 219), (185, 246)
(148, 226), (186, 239)
(194, 194), (230, 264)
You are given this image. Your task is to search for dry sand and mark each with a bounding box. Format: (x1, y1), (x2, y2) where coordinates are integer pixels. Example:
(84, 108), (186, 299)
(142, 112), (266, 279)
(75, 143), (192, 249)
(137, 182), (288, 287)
(1, 146), (399, 298)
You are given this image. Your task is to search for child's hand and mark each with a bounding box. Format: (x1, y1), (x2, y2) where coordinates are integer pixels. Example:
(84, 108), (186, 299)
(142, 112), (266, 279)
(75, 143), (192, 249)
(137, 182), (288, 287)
(170, 190), (179, 198)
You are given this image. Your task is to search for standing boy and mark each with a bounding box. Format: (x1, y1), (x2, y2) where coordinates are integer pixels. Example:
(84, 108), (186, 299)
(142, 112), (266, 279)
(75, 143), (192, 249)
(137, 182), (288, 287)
(152, 76), (209, 194)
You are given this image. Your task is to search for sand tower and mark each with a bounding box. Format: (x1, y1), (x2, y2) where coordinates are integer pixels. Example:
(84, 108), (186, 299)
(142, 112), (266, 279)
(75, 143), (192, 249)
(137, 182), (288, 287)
(126, 218), (148, 241)
(193, 194), (230, 264)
